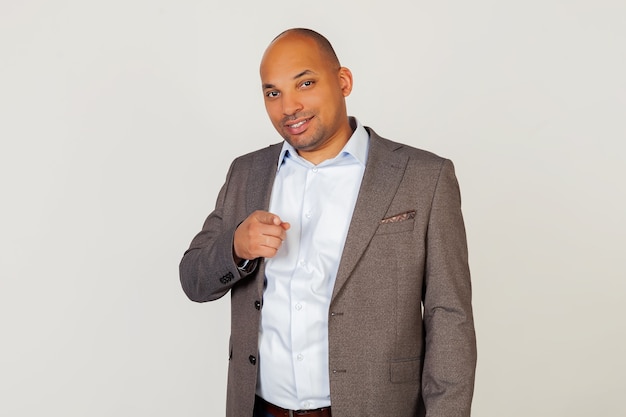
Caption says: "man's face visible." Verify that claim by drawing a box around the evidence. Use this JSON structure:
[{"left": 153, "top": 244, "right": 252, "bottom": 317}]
[{"left": 260, "top": 34, "right": 352, "bottom": 161}]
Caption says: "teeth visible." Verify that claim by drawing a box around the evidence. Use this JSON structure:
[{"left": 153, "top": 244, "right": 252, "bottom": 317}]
[{"left": 289, "top": 120, "right": 307, "bottom": 128}]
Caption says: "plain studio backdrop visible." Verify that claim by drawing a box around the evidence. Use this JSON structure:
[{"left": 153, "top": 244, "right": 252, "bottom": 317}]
[{"left": 1, "top": 1, "right": 624, "bottom": 416}]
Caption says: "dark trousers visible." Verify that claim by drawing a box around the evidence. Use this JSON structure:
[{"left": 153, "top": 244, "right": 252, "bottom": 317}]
[
  {"left": 253, "top": 396, "right": 332, "bottom": 417},
  {"left": 252, "top": 396, "right": 274, "bottom": 417}
]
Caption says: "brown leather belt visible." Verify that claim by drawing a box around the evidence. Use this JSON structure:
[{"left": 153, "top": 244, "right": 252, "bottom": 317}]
[{"left": 255, "top": 396, "right": 332, "bottom": 417}]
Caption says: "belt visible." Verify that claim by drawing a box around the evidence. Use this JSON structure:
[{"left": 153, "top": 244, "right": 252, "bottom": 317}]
[{"left": 255, "top": 396, "right": 332, "bottom": 417}]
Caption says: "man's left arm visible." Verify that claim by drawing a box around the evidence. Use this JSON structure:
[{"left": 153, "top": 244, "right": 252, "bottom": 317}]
[{"left": 421, "top": 159, "right": 477, "bottom": 417}]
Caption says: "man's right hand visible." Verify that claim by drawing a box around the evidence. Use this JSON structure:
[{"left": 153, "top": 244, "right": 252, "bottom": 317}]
[{"left": 233, "top": 210, "right": 290, "bottom": 262}]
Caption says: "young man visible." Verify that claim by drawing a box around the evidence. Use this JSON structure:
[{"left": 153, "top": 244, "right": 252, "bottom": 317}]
[{"left": 180, "top": 28, "right": 476, "bottom": 417}]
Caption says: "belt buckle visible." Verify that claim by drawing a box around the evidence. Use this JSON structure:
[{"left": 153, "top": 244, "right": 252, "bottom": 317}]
[{"left": 288, "top": 411, "right": 294, "bottom": 417}]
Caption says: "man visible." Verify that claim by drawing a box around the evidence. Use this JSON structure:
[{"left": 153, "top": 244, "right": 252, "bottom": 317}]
[{"left": 180, "top": 28, "right": 476, "bottom": 417}]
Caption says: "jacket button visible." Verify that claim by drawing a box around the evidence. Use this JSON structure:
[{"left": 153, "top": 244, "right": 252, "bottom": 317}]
[
  {"left": 254, "top": 300, "right": 261, "bottom": 310},
  {"left": 249, "top": 355, "right": 257, "bottom": 365}
]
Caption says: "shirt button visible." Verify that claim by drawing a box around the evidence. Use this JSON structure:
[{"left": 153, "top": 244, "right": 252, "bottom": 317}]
[
  {"left": 312, "top": 167, "right": 318, "bottom": 173},
  {"left": 305, "top": 211, "right": 312, "bottom": 219},
  {"left": 297, "top": 354, "right": 304, "bottom": 361},
  {"left": 303, "top": 401, "right": 311, "bottom": 409},
  {"left": 299, "top": 260, "right": 306, "bottom": 268},
  {"left": 295, "top": 303, "right": 302, "bottom": 311}
]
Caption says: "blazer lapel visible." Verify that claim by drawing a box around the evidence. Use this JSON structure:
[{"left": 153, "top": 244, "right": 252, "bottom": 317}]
[
  {"left": 332, "top": 130, "right": 409, "bottom": 303},
  {"left": 246, "top": 143, "right": 282, "bottom": 213},
  {"left": 245, "top": 143, "right": 282, "bottom": 297}
]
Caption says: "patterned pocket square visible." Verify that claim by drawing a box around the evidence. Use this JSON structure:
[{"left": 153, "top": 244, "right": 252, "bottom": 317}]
[{"left": 380, "top": 210, "right": 416, "bottom": 224}]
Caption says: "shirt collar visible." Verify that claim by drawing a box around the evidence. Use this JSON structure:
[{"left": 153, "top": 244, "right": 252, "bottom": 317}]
[{"left": 276, "top": 117, "right": 369, "bottom": 171}]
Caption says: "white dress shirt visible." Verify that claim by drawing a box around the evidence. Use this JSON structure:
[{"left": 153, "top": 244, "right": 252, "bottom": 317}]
[{"left": 256, "top": 118, "right": 369, "bottom": 410}]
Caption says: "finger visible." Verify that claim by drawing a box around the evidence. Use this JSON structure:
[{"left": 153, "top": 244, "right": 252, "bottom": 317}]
[
  {"left": 257, "top": 224, "right": 287, "bottom": 242},
  {"left": 255, "top": 211, "right": 282, "bottom": 225},
  {"left": 261, "top": 235, "right": 285, "bottom": 250}
]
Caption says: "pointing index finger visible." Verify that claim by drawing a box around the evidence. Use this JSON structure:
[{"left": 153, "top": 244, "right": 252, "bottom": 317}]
[{"left": 256, "top": 211, "right": 282, "bottom": 226}]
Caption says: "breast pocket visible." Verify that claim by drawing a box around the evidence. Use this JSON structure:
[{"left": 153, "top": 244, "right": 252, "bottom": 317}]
[{"left": 376, "top": 210, "right": 416, "bottom": 235}]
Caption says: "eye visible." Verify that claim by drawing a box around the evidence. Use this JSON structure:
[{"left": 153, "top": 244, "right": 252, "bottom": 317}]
[
  {"left": 300, "top": 80, "right": 314, "bottom": 88},
  {"left": 265, "top": 91, "right": 280, "bottom": 98}
]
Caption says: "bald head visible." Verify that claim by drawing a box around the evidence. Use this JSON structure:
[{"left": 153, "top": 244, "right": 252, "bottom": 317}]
[{"left": 268, "top": 28, "right": 341, "bottom": 70}]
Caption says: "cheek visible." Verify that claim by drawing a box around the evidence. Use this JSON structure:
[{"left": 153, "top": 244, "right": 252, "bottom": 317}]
[{"left": 308, "top": 91, "right": 334, "bottom": 113}]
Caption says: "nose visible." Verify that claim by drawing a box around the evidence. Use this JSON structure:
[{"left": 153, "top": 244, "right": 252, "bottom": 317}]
[{"left": 281, "top": 92, "right": 303, "bottom": 116}]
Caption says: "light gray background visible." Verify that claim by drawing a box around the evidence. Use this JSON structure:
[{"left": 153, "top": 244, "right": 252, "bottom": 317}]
[{"left": 1, "top": 1, "right": 624, "bottom": 416}]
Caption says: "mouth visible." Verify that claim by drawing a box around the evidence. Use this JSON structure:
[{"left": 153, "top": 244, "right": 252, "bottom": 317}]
[
  {"left": 284, "top": 116, "right": 313, "bottom": 134},
  {"left": 288, "top": 119, "right": 308, "bottom": 128}
]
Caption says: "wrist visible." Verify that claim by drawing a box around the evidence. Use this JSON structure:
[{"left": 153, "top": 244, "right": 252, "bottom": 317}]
[{"left": 237, "top": 258, "right": 257, "bottom": 273}]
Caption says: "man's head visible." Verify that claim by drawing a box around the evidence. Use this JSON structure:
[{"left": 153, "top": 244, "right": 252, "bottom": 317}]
[{"left": 260, "top": 28, "right": 353, "bottom": 164}]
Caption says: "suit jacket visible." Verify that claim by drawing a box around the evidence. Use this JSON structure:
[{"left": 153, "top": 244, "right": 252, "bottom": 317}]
[{"left": 180, "top": 127, "right": 477, "bottom": 417}]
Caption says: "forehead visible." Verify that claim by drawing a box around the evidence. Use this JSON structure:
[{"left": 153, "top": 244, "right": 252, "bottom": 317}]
[{"left": 260, "top": 35, "right": 329, "bottom": 82}]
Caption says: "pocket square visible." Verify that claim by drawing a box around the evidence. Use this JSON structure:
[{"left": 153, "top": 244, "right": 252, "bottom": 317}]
[{"left": 380, "top": 210, "right": 416, "bottom": 224}]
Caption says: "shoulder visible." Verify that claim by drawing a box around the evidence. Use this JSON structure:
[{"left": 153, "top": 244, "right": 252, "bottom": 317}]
[
  {"left": 365, "top": 126, "right": 450, "bottom": 169},
  {"left": 230, "top": 142, "right": 283, "bottom": 169}
]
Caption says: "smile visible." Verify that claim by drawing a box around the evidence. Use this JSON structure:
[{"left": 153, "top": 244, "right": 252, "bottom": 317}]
[
  {"left": 289, "top": 120, "right": 307, "bottom": 128},
  {"left": 286, "top": 117, "right": 312, "bottom": 129}
]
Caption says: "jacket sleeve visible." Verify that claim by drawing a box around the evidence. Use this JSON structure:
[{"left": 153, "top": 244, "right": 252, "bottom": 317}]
[
  {"left": 179, "top": 159, "right": 256, "bottom": 302},
  {"left": 421, "top": 159, "right": 477, "bottom": 417}
]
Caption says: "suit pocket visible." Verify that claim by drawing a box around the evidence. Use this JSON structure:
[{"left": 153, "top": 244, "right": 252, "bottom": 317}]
[
  {"left": 375, "top": 217, "right": 416, "bottom": 235},
  {"left": 389, "top": 357, "right": 421, "bottom": 383}
]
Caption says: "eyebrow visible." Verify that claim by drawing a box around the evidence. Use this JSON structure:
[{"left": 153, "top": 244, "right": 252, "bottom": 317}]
[
  {"left": 262, "top": 69, "right": 317, "bottom": 90},
  {"left": 294, "top": 69, "right": 315, "bottom": 79}
]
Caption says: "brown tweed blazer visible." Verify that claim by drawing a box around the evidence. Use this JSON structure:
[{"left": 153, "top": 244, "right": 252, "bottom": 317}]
[{"left": 180, "top": 127, "right": 477, "bottom": 417}]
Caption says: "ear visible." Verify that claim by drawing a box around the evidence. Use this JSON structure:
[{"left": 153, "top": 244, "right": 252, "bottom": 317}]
[{"left": 337, "top": 67, "right": 353, "bottom": 97}]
